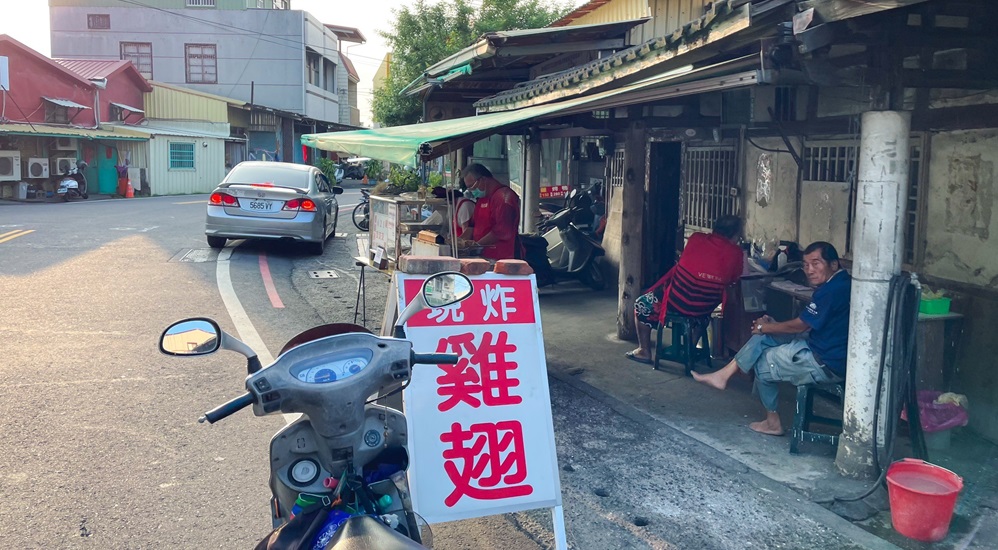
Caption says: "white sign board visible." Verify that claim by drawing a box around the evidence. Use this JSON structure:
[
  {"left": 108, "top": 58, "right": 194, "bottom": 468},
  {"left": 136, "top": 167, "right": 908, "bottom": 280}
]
[{"left": 398, "top": 273, "right": 563, "bottom": 526}]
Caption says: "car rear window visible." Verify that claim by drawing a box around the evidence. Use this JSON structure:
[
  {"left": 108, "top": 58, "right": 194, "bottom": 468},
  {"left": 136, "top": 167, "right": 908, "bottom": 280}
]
[{"left": 224, "top": 165, "right": 310, "bottom": 192}]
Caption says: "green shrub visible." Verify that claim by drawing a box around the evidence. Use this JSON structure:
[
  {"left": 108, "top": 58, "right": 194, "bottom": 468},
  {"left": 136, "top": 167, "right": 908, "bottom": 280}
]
[
  {"left": 427, "top": 172, "right": 444, "bottom": 188},
  {"left": 316, "top": 158, "right": 338, "bottom": 182},
  {"left": 365, "top": 160, "right": 385, "bottom": 181},
  {"left": 388, "top": 164, "right": 420, "bottom": 192}
]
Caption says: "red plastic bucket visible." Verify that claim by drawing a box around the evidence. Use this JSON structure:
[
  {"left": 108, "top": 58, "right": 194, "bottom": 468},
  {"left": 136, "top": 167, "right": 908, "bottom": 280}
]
[{"left": 886, "top": 459, "right": 963, "bottom": 542}]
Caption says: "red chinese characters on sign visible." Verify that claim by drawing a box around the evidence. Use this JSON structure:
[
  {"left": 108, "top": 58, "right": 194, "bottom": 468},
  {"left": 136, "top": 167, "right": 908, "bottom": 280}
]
[
  {"left": 435, "top": 332, "right": 522, "bottom": 412},
  {"left": 440, "top": 420, "right": 533, "bottom": 506},
  {"left": 403, "top": 279, "right": 536, "bottom": 327},
  {"left": 434, "top": 330, "right": 533, "bottom": 507}
]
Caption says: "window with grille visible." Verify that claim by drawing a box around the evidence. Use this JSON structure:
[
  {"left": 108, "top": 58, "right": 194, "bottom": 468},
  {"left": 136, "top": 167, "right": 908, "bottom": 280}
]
[
  {"left": 185, "top": 44, "right": 217, "bottom": 84},
  {"left": 802, "top": 139, "right": 924, "bottom": 264},
  {"left": 682, "top": 146, "right": 739, "bottom": 231},
  {"left": 87, "top": 14, "right": 110, "bottom": 29},
  {"left": 120, "top": 42, "right": 152, "bottom": 79},
  {"left": 186, "top": 0, "right": 216, "bottom": 7},
  {"left": 45, "top": 105, "right": 68, "bottom": 124},
  {"left": 608, "top": 148, "right": 625, "bottom": 201},
  {"left": 169, "top": 142, "right": 196, "bottom": 170},
  {"left": 773, "top": 86, "right": 797, "bottom": 122}
]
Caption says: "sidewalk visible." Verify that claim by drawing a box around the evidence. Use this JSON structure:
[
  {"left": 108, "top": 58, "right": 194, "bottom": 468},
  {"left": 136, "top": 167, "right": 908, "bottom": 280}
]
[{"left": 537, "top": 284, "right": 998, "bottom": 549}]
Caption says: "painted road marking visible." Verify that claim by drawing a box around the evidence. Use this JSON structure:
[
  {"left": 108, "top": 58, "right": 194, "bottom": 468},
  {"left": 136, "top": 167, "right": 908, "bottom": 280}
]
[
  {"left": 174, "top": 200, "right": 206, "bottom": 205},
  {"left": 215, "top": 247, "right": 297, "bottom": 424},
  {"left": 258, "top": 253, "right": 285, "bottom": 308},
  {"left": 110, "top": 226, "right": 160, "bottom": 232},
  {"left": 0, "top": 229, "right": 35, "bottom": 244}
]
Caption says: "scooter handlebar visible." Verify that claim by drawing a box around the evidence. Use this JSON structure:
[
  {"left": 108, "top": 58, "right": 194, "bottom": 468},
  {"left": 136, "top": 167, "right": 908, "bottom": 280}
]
[
  {"left": 412, "top": 352, "right": 459, "bottom": 365},
  {"left": 199, "top": 392, "right": 255, "bottom": 424}
]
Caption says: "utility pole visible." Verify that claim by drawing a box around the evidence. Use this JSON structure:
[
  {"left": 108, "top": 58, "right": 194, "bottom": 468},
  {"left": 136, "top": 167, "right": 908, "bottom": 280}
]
[{"left": 835, "top": 110, "right": 911, "bottom": 478}]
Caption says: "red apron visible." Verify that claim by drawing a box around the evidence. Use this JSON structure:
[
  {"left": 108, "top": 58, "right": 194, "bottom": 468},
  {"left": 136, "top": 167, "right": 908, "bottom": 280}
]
[{"left": 472, "top": 196, "right": 515, "bottom": 260}]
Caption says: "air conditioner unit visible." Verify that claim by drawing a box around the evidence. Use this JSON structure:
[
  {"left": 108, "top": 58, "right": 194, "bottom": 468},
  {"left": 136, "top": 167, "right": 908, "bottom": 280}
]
[
  {"left": 0, "top": 151, "right": 21, "bottom": 181},
  {"left": 53, "top": 156, "right": 78, "bottom": 175},
  {"left": 53, "top": 137, "right": 77, "bottom": 151},
  {"left": 27, "top": 158, "right": 50, "bottom": 179}
]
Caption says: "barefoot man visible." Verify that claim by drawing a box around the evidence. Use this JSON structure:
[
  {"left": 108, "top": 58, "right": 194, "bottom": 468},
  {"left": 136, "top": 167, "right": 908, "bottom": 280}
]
[{"left": 692, "top": 242, "right": 851, "bottom": 436}]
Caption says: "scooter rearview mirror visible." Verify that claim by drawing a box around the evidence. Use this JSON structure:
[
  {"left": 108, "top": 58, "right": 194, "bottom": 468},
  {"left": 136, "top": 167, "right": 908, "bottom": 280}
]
[
  {"left": 160, "top": 318, "right": 221, "bottom": 356},
  {"left": 422, "top": 272, "right": 473, "bottom": 308},
  {"left": 394, "top": 272, "right": 473, "bottom": 338}
]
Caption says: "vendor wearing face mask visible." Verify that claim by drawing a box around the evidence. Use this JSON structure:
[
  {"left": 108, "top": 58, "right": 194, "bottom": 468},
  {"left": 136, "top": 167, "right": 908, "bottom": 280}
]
[{"left": 461, "top": 163, "right": 521, "bottom": 260}]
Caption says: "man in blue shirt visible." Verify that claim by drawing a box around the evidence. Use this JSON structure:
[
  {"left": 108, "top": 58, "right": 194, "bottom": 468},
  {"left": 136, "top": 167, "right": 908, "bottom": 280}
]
[{"left": 692, "top": 242, "right": 851, "bottom": 436}]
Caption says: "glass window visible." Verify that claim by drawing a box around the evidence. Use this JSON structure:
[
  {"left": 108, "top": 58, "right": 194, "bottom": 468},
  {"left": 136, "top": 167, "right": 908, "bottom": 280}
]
[
  {"left": 185, "top": 44, "right": 217, "bottom": 84},
  {"left": 87, "top": 14, "right": 110, "bottom": 30},
  {"left": 120, "top": 42, "right": 152, "bottom": 79},
  {"left": 169, "top": 142, "right": 196, "bottom": 170},
  {"left": 45, "top": 105, "right": 68, "bottom": 124}
]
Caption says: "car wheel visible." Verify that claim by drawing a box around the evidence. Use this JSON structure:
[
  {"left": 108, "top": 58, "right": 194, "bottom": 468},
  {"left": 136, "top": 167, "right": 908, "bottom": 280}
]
[
  {"left": 207, "top": 236, "right": 226, "bottom": 249},
  {"left": 310, "top": 238, "right": 325, "bottom": 256}
]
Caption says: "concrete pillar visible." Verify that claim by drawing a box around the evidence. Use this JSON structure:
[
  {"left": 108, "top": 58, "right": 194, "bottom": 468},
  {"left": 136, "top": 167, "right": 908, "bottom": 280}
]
[
  {"left": 523, "top": 133, "right": 542, "bottom": 234},
  {"left": 835, "top": 111, "right": 910, "bottom": 478},
  {"left": 617, "top": 121, "right": 646, "bottom": 341}
]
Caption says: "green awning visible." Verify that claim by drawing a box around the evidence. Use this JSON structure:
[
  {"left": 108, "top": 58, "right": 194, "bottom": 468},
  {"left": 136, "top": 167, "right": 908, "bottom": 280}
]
[{"left": 301, "top": 57, "right": 761, "bottom": 167}]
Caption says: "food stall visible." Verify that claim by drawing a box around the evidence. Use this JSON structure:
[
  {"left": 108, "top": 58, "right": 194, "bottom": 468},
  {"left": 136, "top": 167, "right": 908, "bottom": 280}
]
[{"left": 368, "top": 191, "right": 481, "bottom": 268}]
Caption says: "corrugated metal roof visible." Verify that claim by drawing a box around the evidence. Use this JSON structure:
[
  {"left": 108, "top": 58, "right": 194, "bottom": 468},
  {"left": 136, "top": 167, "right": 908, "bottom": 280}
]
[
  {"left": 0, "top": 123, "right": 148, "bottom": 141},
  {"left": 548, "top": 0, "right": 616, "bottom": 28},
  {"left": 110, "top": 102, "right": 144, "bottom": 114},
  {"left": 42, "top": 97, "right": 91, "bottom": 109},
  {"left": 54, "top": 59, "right": 130, "bottom": 80},
  {"left": 116, "top": 124, "right": 230, "bottom": 139},
  {"left": 339, "top": 53, "right": 359, "bottom": 81},
  {"left": 53, "top": 58, "right": 153, "bottom": 92},
  {"left": 475, "top": 0, "right": 757, "bottom": 112}
]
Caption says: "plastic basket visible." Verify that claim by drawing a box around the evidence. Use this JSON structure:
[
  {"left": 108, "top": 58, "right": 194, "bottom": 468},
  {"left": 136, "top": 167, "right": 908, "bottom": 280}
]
[{"left": 919, "top": 297, "right": 951, "bottom": 315}]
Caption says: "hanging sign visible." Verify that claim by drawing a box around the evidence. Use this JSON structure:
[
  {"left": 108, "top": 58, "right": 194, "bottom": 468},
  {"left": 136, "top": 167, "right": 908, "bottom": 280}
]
[{"left": 397, "top": 272, "right": 564, "bottom": 529}]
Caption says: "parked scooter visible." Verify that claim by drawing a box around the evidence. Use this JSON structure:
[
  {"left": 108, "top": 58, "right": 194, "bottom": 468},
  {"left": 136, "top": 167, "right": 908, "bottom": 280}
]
[
  {"left": 56, "top": 162, "right": 89, "bottom": 201},
  {"left": 521, "top": 188, "right": 606, "bottom": 290},
  {"left": 158, "top": 272, "right": 474, "bottom": 549}
]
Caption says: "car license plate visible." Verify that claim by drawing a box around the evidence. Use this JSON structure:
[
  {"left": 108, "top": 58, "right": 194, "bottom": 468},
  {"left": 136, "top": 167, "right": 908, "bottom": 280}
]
[{"left": 247, "top": 200, "right": 274, "bottom": 211}]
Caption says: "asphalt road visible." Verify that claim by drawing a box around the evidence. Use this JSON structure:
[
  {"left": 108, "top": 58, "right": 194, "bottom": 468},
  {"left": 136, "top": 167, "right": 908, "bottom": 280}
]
[{"left": 0, "top": 185, "right": 890, "bottom": 549}]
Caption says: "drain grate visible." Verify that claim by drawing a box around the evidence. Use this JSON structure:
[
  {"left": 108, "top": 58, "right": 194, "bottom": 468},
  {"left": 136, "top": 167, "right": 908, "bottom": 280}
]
[
  {"left": 309, "top": 270, "right": 339, "bottom": 279},
  {"left": 169, "top": 248, "right": 217, "bottom": 263}
]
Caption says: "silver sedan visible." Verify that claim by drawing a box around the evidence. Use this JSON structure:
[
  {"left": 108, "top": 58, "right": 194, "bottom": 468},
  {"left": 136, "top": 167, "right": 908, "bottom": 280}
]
[{"left": 205, "top": 161, "right": 343, "bottom": 255}]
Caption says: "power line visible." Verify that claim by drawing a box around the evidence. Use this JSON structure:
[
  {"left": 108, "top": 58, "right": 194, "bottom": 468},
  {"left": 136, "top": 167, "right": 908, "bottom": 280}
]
[{"left": 113, "top": 0, "right": 391, "bottom": 64}]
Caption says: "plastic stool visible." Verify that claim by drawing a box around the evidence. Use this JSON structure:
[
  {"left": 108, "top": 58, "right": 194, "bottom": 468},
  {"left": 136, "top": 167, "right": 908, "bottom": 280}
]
[
  {"left": 654, "top": 314, "right": 711, "bottom": 377},
  {"left": 790, "top": 382, "right": 845, "bottom": 454}
]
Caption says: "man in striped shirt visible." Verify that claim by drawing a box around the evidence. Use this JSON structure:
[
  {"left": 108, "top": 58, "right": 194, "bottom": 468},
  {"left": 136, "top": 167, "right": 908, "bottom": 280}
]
[{"left": 625, "top": 215, "right": 745, "bottom": 365}]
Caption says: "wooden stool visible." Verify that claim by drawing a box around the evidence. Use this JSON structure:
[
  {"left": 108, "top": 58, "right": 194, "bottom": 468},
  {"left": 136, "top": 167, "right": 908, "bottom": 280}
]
[
  {"left": 790, "top": 382, "right": 845, "bottom": 454},
  {"left": 654, "top": 314, "right": 711, "bottom": 377}
]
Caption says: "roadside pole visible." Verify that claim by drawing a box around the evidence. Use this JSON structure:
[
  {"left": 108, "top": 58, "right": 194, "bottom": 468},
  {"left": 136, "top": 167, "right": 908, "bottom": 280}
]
[
  {"left": 523, "top": 131, "right": 542, "bottom": 234},
  {"left": 835, "top": 110, "right": 911, "bottom": 478}
]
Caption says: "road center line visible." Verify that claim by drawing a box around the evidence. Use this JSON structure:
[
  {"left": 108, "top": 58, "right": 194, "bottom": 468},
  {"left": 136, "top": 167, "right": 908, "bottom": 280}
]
[
  {"left": 258, "top": 253, "right": 285, "bottom": 308},
  {"left": 216, "top": 247, "right": 298, "bottom": 424},
  {"left": 0, "top": 229, "right": 34, "bottom": 244}
]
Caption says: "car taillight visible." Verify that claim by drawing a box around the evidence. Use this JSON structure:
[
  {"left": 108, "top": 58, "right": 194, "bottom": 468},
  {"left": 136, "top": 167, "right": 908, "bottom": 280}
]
[
  {"left": 283, "top": 198, "right": 316, "bottom": 212},
  {"left": 210, "top": 192, "right": 239, "bottom": 206}
]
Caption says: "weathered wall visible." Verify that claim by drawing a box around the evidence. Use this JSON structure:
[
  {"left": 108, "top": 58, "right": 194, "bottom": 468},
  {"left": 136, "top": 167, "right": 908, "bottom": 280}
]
[
  {"left": 740, "top": 137, "right": 801, "bottom": 249},
  {"left": 922, "top": 129, "right": 998, "bottom": 443},
  {"left": 923, "top": 129, "right": 998, "bottom": 286}
]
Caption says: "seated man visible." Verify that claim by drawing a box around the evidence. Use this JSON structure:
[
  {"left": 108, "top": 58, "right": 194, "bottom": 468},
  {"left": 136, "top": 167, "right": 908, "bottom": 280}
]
[
  {"left": 692, "top": 241, "right": 851, "bottom": 436},
  {"left": 625, "top": 215, "right": 745, "bottom": 364}
]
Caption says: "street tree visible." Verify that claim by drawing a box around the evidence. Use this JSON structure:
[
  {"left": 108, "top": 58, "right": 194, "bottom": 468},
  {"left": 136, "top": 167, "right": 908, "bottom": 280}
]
[{"left": 373, "top": 0, "right": 571, "bottom": 127}]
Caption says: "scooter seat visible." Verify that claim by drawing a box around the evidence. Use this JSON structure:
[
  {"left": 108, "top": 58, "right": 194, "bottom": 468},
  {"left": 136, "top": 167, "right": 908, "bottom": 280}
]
[{"left": 326, "top": 516, "right": 425, "bottom": 550}]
